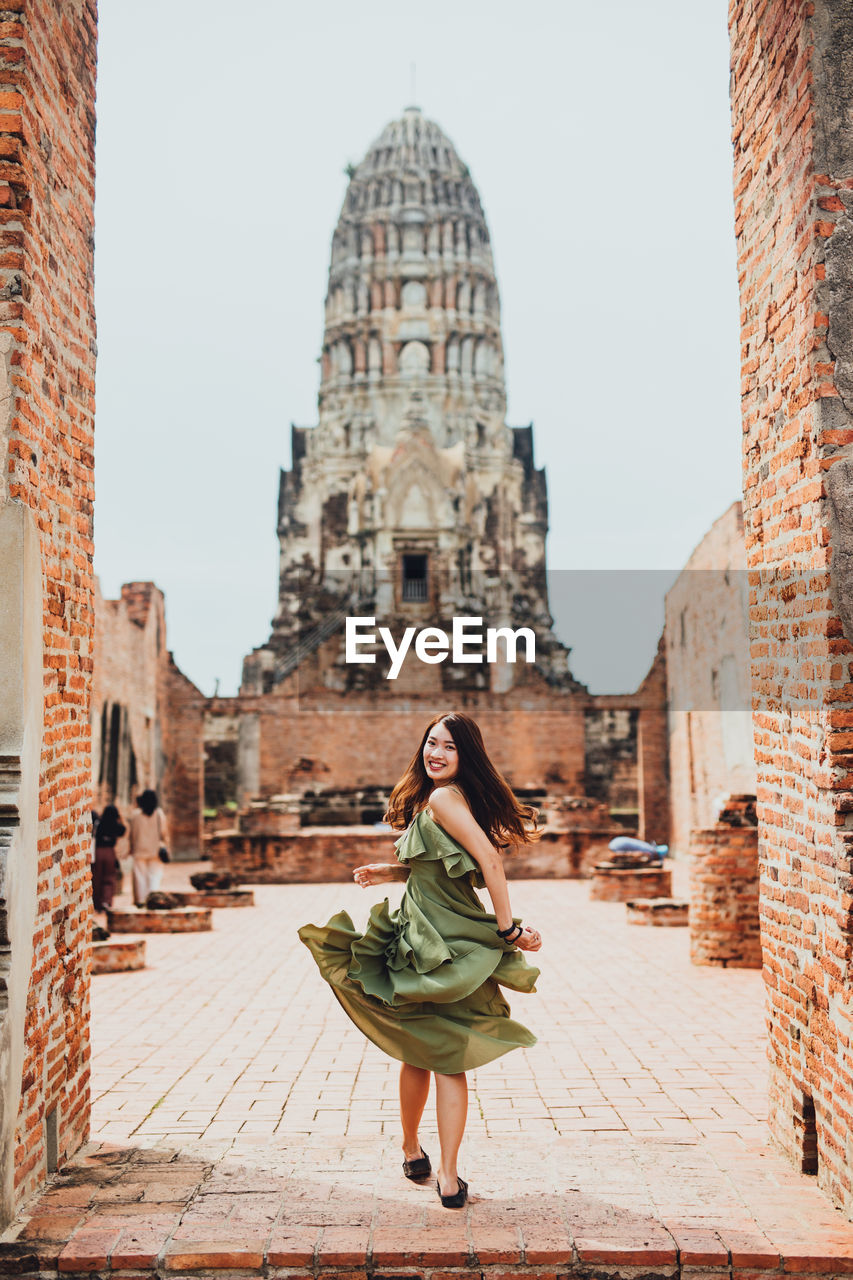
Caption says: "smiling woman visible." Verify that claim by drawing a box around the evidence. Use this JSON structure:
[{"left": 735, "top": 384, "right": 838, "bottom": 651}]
[{"left": 298, "top": 710, "right": 542, "bottom": 1208}]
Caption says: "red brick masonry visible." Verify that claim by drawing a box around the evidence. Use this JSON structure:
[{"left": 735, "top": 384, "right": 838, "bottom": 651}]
[
  {"left": 105, "top": 910, "right": 212, "bottom": 935},
  {"left": 689, "top": 825, "right": 761, "bottom": 968},
  {"left": 90, "top": 941, "right": 146, "bottom": 975},
  {"left": 626, "top": 898, "right": 689, "bottom": 927},
  {"left": 589, "top": 865, "right": 672, "bottom": 904},
  {"left": 207, "top": 827, "right": 628, "bottom": 883},
  {"left": 3, "top": 1140, "right": 853, "bottom": 1279}
]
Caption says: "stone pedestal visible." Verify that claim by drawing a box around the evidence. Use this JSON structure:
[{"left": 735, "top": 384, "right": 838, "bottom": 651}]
[
  {"left": 107, "top": 909, "right": 212, "bottom": 934},
  {"left": 589, "top": 864, "right": 672, "bottom": 903},
  {"left": 92, "top": 940, "right": 146, "bottom": 973},
  {"left": 172, "top": 890, "right": 254, "bottom": 909},
  {"left": 626, "top": 898, "right": 689, "bottom": 927},
  {"left": 689, "top": 823, "right": 760, "bottom": 967}
]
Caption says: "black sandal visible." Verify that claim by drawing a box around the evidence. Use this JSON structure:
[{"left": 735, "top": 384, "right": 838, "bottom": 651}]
[
  {"left": 402, "top": 1148, "right": 431, "bottom": 1181},
  {"left": 437, "top": 1176, "right": 468, "bottom": 1208}
]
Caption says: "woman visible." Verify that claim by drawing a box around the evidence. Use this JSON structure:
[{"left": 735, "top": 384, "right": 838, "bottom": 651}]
[
  {"left": 92, "top": 804, "right": 126, "bottom": 913},
  {"left": 128, "top": 789, "right": 169, "bottom": 907},
  {"left": 299, "top": 712, "right": 542, "bottom": 1208}
]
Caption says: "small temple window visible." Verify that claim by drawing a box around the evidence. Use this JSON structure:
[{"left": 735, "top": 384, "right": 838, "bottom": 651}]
[{"left": 402, "top": 554, "right": 428, "bottom": 602}]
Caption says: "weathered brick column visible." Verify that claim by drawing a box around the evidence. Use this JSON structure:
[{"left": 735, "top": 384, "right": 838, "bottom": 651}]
[
  {"left": 0, "top": 0, "right": 97, "bottom": 1225},
  {"left": 730, "top": 0, "right": 853, "bottom": 1212},
  {"left": 689, "top": 823, "right": 761, "bottom": 967}
]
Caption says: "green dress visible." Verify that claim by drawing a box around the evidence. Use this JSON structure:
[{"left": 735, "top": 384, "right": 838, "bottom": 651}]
[{"left": 298, "top": 809, "right": 539, "bottom": 1074}]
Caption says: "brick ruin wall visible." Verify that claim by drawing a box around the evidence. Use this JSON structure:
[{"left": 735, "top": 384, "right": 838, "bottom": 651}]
[
  {"left": 158, "top": 655, "right": 205, "bottom": 858},
  {"left": 665, "top": 501, "right": 756, "bottom": 856},
  {"left": 730, "top": 0, "right": 853, "bottom": 1209},
  {"left": 207, "top": 824, "right": 625, "bottom": 885},
  {"left": 585, "top": 640, "right": 670, "bottom": 848},
  {"left": 0, "top": 0, "right": 97, "bottom": 1223},
  {"left": 212, "top": 636, "right": 669, "bottom": 843},
  {"left": 214, "top": 692, "right": 590, "bottom": 804},
  {"left": 92, "top": 580, "right": 205, "bottom": 858},
  {"left": 92, "top": 581, "right": 164, "bottom": 813}
]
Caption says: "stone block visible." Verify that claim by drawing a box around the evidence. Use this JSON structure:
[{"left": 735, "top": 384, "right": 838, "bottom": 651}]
[
  {"left": 589, "top": 864, "right": 672, "bottom": 903},
  {"left": 106, "top": 909, "right": 212, "bottom": 934},
  {"left": 172, "top": 890, "right": 254, "bottom": 909},
  {"left": 91, "top": 940, "right": 146, "bottom": 973},
  {"left": 626, "top": 897, "right": 689, "bottom": 926}
]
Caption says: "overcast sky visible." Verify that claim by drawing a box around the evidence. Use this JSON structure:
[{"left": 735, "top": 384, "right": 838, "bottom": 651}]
[{"left": 93, "top": 0, "right": 740, "bottom": 696}]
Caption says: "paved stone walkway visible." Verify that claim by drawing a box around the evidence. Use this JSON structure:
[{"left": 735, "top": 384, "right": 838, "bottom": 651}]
[{"left": 5, "top": 862, "right": 853, "bottom": 1277}]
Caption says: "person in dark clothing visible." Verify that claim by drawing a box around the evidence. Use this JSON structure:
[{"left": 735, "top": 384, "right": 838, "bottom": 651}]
[{"left": 93, "top": 804, "right": 126, "bottom": 912}]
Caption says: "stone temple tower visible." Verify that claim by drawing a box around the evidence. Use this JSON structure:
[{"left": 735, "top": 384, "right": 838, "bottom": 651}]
[{"left": 243, "top": 107, "right": 577, "bottom": 695}]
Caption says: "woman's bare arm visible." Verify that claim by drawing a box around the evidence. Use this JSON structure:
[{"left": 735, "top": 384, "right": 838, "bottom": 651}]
[
  {"left": 353, "top": 862, "right": 409, "bottom": 887},
  {"left": 428, "top": 787, "right": 541, "bottom": 951}
]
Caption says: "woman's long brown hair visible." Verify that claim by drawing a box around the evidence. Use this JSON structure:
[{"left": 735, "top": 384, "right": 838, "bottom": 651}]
[{"left": 384, "top": 711, "right": 540, "bottom": 847}]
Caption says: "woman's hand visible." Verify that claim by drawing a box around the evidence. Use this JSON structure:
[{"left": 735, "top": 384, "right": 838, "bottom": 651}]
[
  {"left": 514, "top": 925, "right": 542, "bottom": 952},
  {"left": 353, "top": 863, "right": 402, "bottom": 887}
]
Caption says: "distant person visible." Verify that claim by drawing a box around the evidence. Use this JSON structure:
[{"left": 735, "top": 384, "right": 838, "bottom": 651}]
[
  {"left": 128, "top": 789, "right": 170, "bottom": 907},
  {"left": 92, "top": 805, "right": 126, "bottom": 913}
]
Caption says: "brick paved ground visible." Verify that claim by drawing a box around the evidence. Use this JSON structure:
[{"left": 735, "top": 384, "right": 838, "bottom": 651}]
[{"left": 5, "top": 861, "right": 853, "bottom": 1277}]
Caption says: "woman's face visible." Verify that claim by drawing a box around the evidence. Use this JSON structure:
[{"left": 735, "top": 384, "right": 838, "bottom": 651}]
[{"left": 423, "top": 720, "right": 459, "bottom": 785}]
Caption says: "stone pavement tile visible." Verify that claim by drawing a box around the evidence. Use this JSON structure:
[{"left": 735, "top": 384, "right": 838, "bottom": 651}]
[
  {"left": 316, "top": 1224, "right": 372, "bottom": 1266},
  {"left": 162, "top": 1239, "right": 266, "bottom": 1270},
  {"left": 371, "top": 1222, "right": 472, "bottom": 1267},
  {"left": 665, "top": 1224, "right": 730, "bottom": 1265},
  {"left": 110, "top": 1214, "right": 181, "bottom": 1268},
  {"left": 16, "top": 1209, "right": 89, "bottom": 1244},
  {"left": 57, "top": 1224, "right": 124, "bottom": 1272},
  {"left": 724, "top": 1229, "right": 781, "bottom": 1268},
  {"left": 518, "top": 1214, "right": 573, "bottom": 1265},
  {"left": 37, "top": 1184, "right": 94, "bottom": 1208},
  {"left": 468, "top": 1216, "right": 523, "bottom": 1266},
  {"left": 769, "top": 1242, "right": 853, "bottom": 1274},
  {"left": 265, "top": 1225, "right": 319, "bottom": 1266},
  {"left": 89, "top": 1198, "right": 188, "bottom": 1216},
  {"left": 573, "top": 1235, "right": 678, "bottom": 1267}
]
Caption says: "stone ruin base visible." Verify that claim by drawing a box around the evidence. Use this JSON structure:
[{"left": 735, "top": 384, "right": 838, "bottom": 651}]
[
  {"left": 626, "top": 897, "right": 689, "bottom": 927},
  {"left": 689, "top": 797, "right": 760, "bottom": 968},
  {"left": 206, "top": 823, "right": 629, "bottom": 883},
  {"left": 106, "top": 908, "right": 212, "bottom": 934},
  {"left": 91, "top": 939, "right": 146, "bottom": 973},
  {"left": 589, "top": 862, "right": 672, "bottom": 903},
  {"left": 172, "top": 889, "right": 255, "bottom": 909}
]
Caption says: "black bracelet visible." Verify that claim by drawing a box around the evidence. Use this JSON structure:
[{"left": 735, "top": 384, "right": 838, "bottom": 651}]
[{"left": 496, "top": 922, "right": 523, "bottom": 943}]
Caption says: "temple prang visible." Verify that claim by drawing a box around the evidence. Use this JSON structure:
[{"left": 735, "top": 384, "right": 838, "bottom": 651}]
[{"left": 242, "top": 107, "right": 576, "bottom": 697}]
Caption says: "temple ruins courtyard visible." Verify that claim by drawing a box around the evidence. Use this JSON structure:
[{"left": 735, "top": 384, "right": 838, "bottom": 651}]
[{"left": 4, "top": 864, "right": 853, "bottom": 1277}]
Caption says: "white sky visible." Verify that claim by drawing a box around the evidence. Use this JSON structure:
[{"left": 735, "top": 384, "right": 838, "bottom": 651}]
[{"left": 93, "top": 0, "right": 740, "bottom": 696}]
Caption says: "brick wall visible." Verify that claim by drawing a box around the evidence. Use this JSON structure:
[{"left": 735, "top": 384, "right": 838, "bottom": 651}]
[
  {"left": 159, "top": 656, "right": 205, "bottom": 858},
  {"left": 0, "top": 0, "right": 97, "bottom": 1221},
  {"left": 212, "top": 692, "right": 589, "bottom": 804},
  {"left": 666, "top": 503, "right": 755, "bottom": 856},
  {"left": 91, "top": 581, "right": 163, "bottom": 812},
  {"left": 729, "top": 0, "right": 853, "bottom": 1211},
  {"left": 92, "top": 580, "right": 205, "bottom": 858}
]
